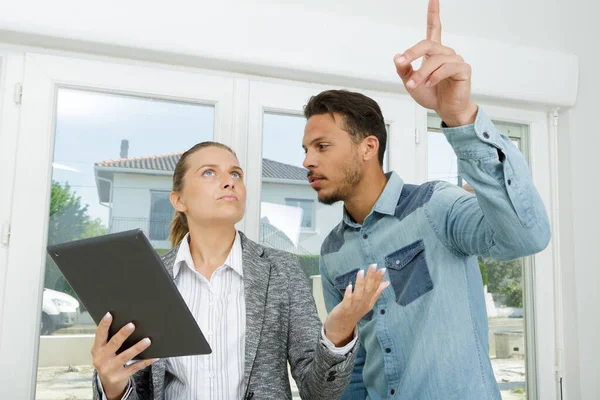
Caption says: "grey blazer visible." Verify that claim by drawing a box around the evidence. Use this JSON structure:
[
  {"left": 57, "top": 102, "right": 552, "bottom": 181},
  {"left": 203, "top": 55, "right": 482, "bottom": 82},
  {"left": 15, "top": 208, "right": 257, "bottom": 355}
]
[{"left": 93, "top": 232, "right": 358, "bottom": 400}]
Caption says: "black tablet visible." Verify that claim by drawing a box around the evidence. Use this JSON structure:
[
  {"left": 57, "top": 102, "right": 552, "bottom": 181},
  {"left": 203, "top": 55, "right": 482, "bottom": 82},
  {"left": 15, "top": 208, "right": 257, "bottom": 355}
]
[{"left": 47, "top": 229, "right": 211, "bottom": 359}]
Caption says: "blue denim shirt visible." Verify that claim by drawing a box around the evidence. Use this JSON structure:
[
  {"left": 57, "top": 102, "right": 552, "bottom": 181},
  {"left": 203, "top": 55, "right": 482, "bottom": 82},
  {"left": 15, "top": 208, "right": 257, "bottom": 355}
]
[{"left": 319, "top": 108, "right": 551, "bottom": 400}]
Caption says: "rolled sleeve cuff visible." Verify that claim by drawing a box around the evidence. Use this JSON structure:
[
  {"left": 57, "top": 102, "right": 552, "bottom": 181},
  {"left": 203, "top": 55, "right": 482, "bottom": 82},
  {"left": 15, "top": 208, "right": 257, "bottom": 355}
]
[
  {"left": 320, "top": 326, "right": 358, "bottom": 355},
  {"left": 441, "top": 107, "right": 504, "bottom": 159}
]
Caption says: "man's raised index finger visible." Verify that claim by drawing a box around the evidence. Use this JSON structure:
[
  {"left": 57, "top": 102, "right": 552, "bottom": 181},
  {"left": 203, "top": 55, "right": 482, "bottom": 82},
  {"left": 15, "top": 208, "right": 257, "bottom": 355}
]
[{"left": 426, "top": 0, "right": 442, "bottom": 44}]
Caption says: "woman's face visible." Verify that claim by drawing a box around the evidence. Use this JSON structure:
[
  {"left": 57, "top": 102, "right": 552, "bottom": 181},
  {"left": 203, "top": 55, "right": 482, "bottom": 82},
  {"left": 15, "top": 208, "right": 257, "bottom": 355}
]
[{"left": 171, "top": 147, "right": 246, "bottom": 226}]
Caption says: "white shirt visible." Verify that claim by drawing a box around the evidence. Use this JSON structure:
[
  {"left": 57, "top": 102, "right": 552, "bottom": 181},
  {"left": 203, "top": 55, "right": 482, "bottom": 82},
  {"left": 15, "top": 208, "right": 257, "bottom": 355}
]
[
  {"left": 98, "top": 232, "right": 356, "bottom": 400},
  {"left": 165, "top": 231, "right": 246, "bottom": 399}
]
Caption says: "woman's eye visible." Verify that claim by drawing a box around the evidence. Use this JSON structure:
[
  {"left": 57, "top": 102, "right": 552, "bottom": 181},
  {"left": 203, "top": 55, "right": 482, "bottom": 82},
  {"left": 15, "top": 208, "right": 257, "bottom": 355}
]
[
  {"left": 203, "top": 170, "right": 215, "bottom": 177},
  {"left": 231, "top": 172, "right": 241, "bottom": 179}
]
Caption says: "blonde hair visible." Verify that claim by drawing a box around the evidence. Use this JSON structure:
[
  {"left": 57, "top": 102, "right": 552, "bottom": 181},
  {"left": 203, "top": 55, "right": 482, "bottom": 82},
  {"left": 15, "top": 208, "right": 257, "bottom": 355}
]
[{"left": 168, "top": 141, "right": 237, "bottom": 247}]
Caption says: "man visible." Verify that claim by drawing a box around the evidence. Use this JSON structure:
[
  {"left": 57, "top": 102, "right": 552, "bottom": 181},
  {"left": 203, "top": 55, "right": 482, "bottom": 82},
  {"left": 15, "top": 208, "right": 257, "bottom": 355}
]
[{"left": 301, "top": 1, "right": 551, "bottom": 399}]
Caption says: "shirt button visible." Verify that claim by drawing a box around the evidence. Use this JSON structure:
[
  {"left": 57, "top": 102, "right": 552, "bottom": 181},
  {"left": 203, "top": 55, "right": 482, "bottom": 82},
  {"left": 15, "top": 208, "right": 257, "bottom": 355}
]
[
  {"left": 507, "top": 179, "right": 512, "bottom": 185},
  {"left": 391, "top": 389, "right": 396, "bottom": 395},
  {"left": 395, "top": 260, "right": 400, "bottom": 265},
  {"left": 363, "top": 233, "right": 368, "bottom": 239},
  {"left": 483, "top": 132, "right": 490, "bottom": 139},
  {"left": 386, "top": 348, "right": 392, "bottom": 353},
  {"left": 380, "top": 309, "right": 386, "bottom": 315}
]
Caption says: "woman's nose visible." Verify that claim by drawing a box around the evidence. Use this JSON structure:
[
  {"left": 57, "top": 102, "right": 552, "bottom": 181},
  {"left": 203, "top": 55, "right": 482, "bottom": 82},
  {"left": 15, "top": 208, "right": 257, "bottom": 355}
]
[{"left": 223, "top": 177, "right": 235, "bottom": 189}]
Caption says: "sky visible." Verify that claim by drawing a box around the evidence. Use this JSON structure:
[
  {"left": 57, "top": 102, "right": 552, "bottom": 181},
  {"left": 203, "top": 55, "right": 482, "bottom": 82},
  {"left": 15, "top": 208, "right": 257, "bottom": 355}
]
[{"left": 51, "top": 88, "right": 462, "bottom": 227}]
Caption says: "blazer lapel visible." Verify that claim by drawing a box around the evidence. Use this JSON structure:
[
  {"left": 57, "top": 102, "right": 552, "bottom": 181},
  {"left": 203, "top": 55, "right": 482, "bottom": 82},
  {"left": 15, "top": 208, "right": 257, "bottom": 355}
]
[{"left": 239, "top": 232, "right": 271, "bottom": 394}]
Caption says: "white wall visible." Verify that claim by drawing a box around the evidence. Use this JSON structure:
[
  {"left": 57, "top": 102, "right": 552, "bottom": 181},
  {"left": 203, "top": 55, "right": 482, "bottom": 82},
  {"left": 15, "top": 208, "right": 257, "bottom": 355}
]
[
  {"left": 554, "top": 2, "right": 600, "bottom": 399},
  {"left": 111, "top": 172, "right": 172, "bottom": 248},
  {"left": 0, "top": 1, "right": 577, "bottom": 107},
  {"left": 111, "top": 173, "right": 171, "bottom": 219}
]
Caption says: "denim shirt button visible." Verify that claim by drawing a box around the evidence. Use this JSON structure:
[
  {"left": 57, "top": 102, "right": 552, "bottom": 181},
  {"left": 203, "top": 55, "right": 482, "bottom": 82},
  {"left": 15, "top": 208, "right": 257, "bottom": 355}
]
[
  {"left": 363, "top": 233, "right": 368, "bottom": 239},
  {"left": 380, "top": 309, "right": 386, "bottom": 315},
  {"left": 483, "top": 131, "right": 490, "bottom": 139},
  {"left": 507, "top": 179, "right": 512, "bottom": 185},
  {"left": 391, "top": 389, "right": 396, "bottom": 396},
  {"left": 395, "top": 260, "right": 400, "bottom": 265}
]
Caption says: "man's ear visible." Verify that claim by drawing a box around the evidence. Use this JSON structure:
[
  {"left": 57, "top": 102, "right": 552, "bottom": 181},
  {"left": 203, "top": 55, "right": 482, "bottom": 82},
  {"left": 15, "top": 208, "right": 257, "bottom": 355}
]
[
  {"left": 361, "top": 136, "right": 381, "bottom": 162},
  {"left": 170, "top": 191, "right": 187, "bottom": 213}
]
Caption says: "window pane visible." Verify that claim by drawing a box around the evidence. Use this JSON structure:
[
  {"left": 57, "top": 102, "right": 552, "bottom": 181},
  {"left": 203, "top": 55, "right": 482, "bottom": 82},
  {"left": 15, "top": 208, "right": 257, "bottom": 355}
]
[
  {"left": 427, "top": 119, "right": 529, "bottom": 399},
  {"left": 36, "top": 88, "right": 214, "bottom": 399},
  {"left": 285, "top": 198, "right": 314, "bottom": 229},
  {"left": 260, "top": 113, "right": 332, "bottom": 261},
  {"left": 150, "top": 192, "right": 172, "bottom": 240},
  {"left": 428, "top": 130, "right": 459, "bottom": 185}
]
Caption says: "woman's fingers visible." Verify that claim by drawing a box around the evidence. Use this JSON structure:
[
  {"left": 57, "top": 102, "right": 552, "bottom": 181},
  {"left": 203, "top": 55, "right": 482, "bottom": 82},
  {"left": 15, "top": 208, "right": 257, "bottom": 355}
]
[
  {"left": 117, "top": 337, "right": 153, "bottom": 365},
  {"left": 353, "top": 268, "right": 366, "bottom": 302},
  {"left": 369, "top": 281, "right": 390, "bottom": 309},
  {"left": 347, "top": 265, "right": 388, "bottom": 313},
  {"left": 340, "top": 282, "right": 354, "bottom": 310},
  {"left": 106, "top": 322, "right": 136, "bottom": 355},
  {"left": 92, "top": 312, "right": 112, "bottom": 352},
  {"left": 121, "top": 357, "right": 160, "bottom": 379},
  {"left": 364, "top": 264, "right": 378, "bottom": 294}
]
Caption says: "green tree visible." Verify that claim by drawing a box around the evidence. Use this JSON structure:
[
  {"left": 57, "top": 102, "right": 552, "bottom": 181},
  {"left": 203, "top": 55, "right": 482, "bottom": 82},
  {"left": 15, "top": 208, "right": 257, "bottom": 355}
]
[
  {"left": 45, "top": 181, "right": 108, "bottom": 303},
  {"left": 480, "top": 256, "right": 523, "bottom": 307}
]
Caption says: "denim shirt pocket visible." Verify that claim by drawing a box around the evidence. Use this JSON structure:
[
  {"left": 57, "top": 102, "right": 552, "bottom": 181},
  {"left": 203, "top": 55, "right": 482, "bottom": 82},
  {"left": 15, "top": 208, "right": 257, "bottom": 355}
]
[
  {"left": 385, "top": 239, "right": 434, "bottom": 306},
  {"left": 333, "top": 268, "right": 373, "bottom": 321}
]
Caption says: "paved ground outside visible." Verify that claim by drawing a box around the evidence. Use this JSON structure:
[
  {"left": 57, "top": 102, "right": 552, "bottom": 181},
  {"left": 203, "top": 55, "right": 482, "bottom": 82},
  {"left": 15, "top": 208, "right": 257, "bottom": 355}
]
[{"left": 36, "top": 317, "right": 526, "bottom": 399}]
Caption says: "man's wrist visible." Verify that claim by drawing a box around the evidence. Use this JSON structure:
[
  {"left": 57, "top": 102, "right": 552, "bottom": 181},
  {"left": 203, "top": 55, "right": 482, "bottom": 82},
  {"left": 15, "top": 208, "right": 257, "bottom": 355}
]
[{"left": 440, "top": 102, "right": 478, "bottom": 127}]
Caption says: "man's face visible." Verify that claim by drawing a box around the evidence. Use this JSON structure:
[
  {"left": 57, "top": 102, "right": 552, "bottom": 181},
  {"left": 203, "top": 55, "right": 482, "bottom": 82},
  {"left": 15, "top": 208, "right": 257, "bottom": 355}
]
[{"left": 302, "top": 113, "right": 364, "bottom": 205}]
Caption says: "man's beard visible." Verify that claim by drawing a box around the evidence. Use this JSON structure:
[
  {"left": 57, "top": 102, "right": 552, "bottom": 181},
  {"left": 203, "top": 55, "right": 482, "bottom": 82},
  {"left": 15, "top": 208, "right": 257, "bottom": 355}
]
[{"left": 318, "top": 153, "right": 363, "bottom": 205}]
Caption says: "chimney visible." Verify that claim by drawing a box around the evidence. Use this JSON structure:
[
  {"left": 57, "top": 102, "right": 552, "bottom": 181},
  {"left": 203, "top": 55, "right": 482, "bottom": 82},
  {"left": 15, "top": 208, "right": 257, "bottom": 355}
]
[{"left": 120, "top": 139, "right": 129, "bottom": 159}]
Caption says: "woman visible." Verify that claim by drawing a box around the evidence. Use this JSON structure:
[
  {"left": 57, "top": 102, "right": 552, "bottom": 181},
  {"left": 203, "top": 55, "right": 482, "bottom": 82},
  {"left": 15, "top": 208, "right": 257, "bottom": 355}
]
[{"left": 91, "top": 142, "right": 388, "bottom": 400}]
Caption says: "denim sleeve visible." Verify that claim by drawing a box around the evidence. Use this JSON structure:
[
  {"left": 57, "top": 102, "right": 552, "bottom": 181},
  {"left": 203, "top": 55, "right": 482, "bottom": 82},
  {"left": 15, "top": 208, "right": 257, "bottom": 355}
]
[
  {"left": 425, "top": 108, "right": 551, "bottom": 261},
  {"left": 320, "top": 257, "right": 368, "bottom": 399}
]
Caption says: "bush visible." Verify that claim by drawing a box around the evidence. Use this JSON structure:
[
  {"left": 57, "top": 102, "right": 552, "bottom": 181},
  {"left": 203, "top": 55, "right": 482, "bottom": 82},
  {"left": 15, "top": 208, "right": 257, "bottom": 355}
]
[
  {"left": 298, "top": 255, "right": 320, "bottom": 279},
  {"left": 478, "top": 261, "right": 489, "bottom": 287},
  {"left": 501, "top": 282, "right": 524, "bottom": 308}
]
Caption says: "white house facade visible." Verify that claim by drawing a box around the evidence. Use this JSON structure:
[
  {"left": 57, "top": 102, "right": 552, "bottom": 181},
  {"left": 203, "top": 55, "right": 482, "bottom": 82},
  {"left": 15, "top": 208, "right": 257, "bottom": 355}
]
[{"left": 94, "top": 143, "right": 342, "bottom": 254}]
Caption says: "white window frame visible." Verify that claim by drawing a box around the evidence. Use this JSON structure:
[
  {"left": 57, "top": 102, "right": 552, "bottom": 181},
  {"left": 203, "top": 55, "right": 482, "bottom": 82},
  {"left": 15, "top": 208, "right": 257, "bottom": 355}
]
[
  {"left": 0, "top": 52, "right": 235, "bottom": 397},
  {"left": 0, "top": 53, "right": 25, "bottom": 356},
  {"left": 244, "top": 77, "right": 418, "bottom": 242},
  {"left": 417, "top": 104, "right": 560, "bottom": 400},
  {"left": 0, "top": 49, "right": 563, "bottom": 400}
]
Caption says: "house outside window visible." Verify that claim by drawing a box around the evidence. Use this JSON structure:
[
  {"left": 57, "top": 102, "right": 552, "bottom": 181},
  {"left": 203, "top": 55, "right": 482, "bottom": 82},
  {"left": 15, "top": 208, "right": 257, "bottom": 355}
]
[
  {"left": 285, "top": 198, "right": 315, "bottom": 230},
  {"left": 150, "top": 191, "right": 172, "bottom": 240}
]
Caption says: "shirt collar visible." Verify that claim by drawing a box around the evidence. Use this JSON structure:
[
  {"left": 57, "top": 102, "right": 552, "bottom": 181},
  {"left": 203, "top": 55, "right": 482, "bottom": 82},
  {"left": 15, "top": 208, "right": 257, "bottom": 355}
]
[
  {"left": 342, "top": 171, "right": 404, "bottom": 226},
  {"left": 173, "top": 231, "right": 243, "bottom": 278}
]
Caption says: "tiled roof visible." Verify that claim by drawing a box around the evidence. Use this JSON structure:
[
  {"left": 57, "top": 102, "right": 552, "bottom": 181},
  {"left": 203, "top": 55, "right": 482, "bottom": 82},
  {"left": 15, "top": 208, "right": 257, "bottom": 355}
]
[{"left": 96, "top": 153, "right": 308, "bottom": 181}]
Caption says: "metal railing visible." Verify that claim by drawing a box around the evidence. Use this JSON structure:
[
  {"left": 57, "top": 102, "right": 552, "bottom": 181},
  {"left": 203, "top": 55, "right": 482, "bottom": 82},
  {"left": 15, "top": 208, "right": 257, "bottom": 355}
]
[
  {"left": 111, "top": 217, "right": 170, "bottom": 241},
  {"left": 259, "top": 222, "right": 311, "bottom": 255}
]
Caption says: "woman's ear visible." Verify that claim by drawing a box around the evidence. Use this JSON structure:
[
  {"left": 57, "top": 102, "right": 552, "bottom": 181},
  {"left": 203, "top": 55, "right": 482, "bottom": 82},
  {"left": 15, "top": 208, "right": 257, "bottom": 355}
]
[{"left": 170, "top": 191, "right": 187, "bottom": 213}]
